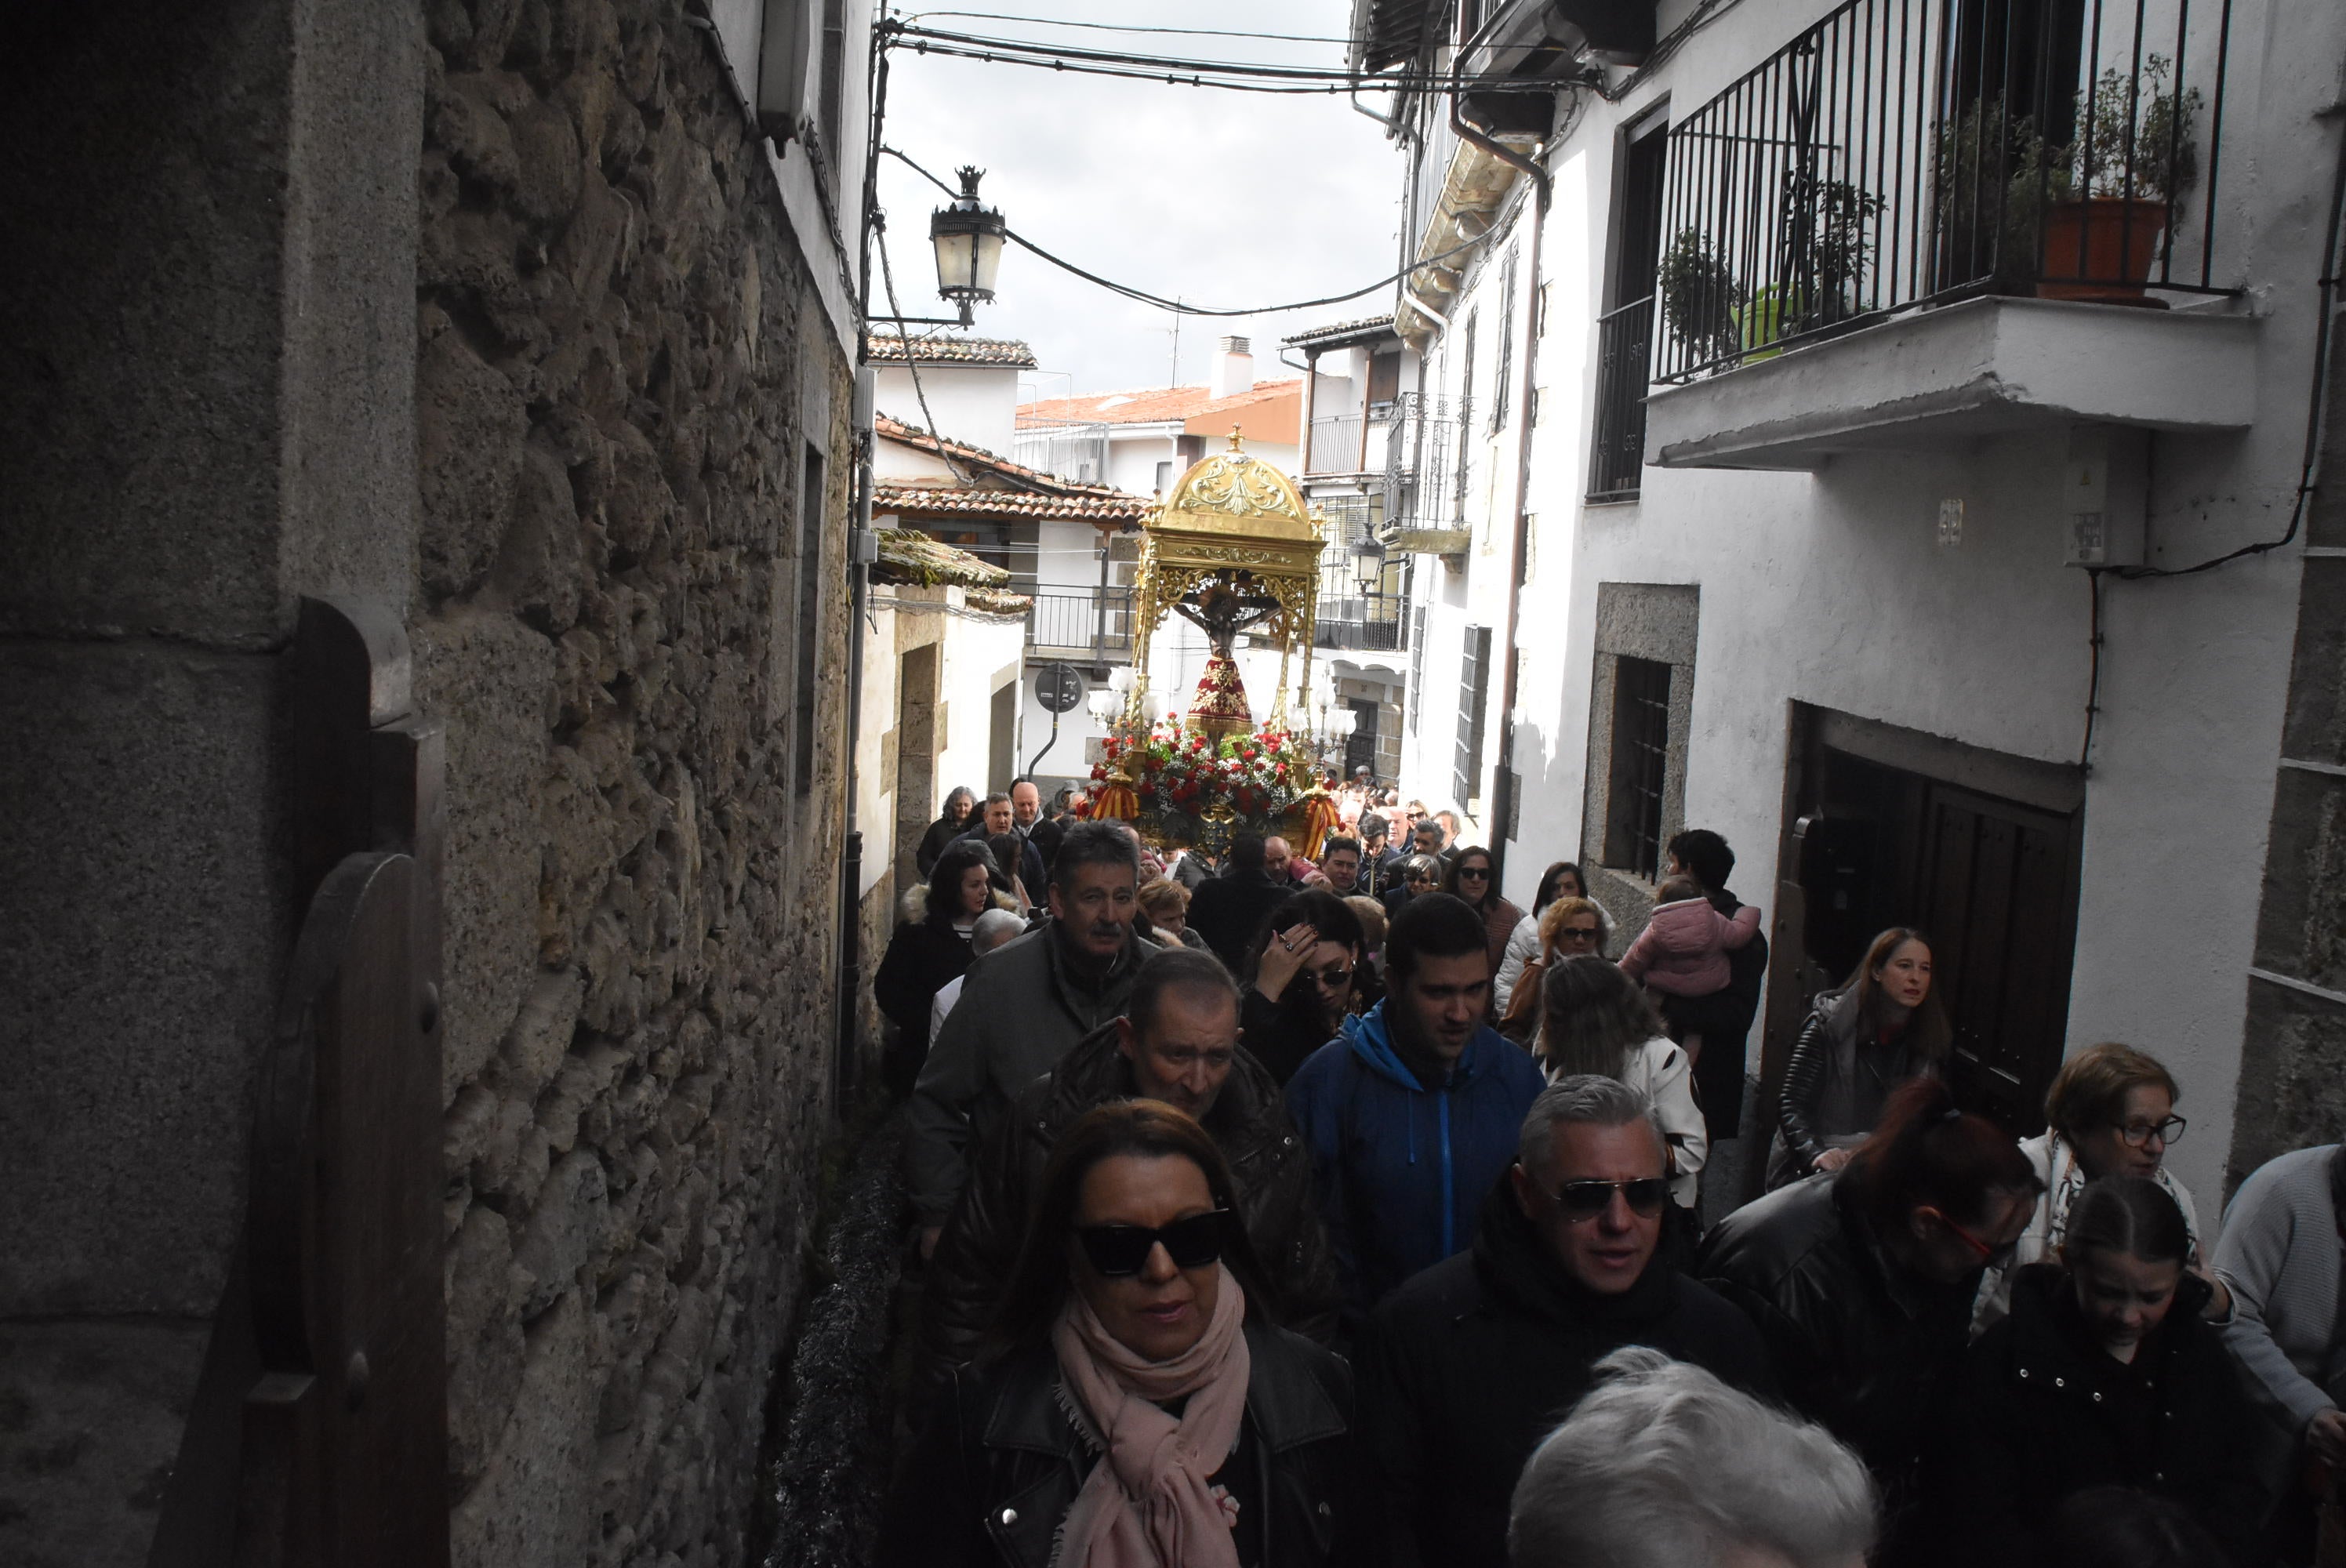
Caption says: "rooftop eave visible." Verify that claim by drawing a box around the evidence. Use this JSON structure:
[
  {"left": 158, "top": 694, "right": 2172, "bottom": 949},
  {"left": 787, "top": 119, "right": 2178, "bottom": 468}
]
[
  {"left": 1400, "top": 127, "right": 1542, "bottom": 348},
  {"left": 1643, "top": 296, "right": 2260, "bottom": 472}
]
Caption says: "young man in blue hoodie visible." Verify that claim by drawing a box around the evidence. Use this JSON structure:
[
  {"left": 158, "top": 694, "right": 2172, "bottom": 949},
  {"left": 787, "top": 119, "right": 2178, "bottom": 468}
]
[{"left": 1285, "top": 891, "right": 1549, "bottom": 1329}]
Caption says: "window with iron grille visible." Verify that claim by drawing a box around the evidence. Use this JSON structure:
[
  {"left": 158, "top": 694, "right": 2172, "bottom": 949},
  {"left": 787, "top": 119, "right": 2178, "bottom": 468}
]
[
  {"left": 1603, "top": 656, "right": 1672, "bottom": 876},
  {"left": 1589, "top": 121, "right": 1666, "bottom": 502},
  {"left": 1454, "top": 624, "right": 1493, "bottom": 813}
]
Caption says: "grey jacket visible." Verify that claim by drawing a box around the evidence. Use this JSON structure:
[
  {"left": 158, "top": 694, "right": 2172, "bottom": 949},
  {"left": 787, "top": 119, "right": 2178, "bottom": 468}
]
[
  {"left": 906, "top": 919, "right": 1157, "bottom": 1225},
  {"left": 2213, "top": 1143, "right": 2345, "bottom": 1430}
]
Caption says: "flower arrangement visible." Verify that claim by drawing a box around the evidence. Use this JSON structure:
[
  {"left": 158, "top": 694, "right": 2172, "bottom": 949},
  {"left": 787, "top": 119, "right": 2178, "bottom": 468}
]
[{"left": 1088, "top": 721, "right": 1324, "bottom": 845}]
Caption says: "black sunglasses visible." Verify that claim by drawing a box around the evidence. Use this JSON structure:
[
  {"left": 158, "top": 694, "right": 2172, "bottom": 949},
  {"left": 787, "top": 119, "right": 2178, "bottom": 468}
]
[
  {"left": 1549, "top": 1178, "right": 1671, "bottom": 1222},
  {"left": 1074, "top": 1210, "right": 1231, "bottom": 1276},
  {"left": 1458, "top": 866, "right": 1491, "bottom": 880}
]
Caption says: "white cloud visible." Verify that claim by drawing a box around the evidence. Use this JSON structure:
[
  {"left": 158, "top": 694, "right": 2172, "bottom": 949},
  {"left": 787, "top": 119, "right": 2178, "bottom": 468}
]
[{"left": 873, "top": 2, "right": 1407, "bottom": 399}]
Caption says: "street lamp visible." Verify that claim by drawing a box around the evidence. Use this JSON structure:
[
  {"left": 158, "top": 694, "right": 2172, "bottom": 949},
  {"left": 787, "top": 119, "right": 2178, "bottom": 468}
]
[
  {"left": 1349, "top": 535, "right": 1385, "bottom": 598},
  {"left": 931, "top": 166, "right": 1006, "bottom": 328}
]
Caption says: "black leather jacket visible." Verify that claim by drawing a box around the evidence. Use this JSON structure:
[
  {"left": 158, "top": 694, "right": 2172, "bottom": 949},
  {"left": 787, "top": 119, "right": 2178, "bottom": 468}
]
[
  {"left": 1696, "top": 1168, "right": 1983, "bottom": 1541},
  {"left": 877, "top": 1321, "right": 1369, "bottom": 1568},
  {"left": 1773, "top": 987, "right": 1933, "bottom": 1184},
  {"left": 921, "top": 1023, "right": 1340, "bottom": 1380}
]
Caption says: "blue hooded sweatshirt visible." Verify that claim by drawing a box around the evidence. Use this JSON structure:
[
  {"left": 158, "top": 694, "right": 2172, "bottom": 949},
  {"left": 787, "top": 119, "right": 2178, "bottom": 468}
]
[{"left": 1284, "top": 1000, "right": 1548, "bottom": 1323}]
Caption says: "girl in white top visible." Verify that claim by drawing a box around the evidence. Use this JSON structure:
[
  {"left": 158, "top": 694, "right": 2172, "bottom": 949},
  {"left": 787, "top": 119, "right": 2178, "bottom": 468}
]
[
  {"left": 1974, "top": 1042, "right": 2210, "bottom": 1333},
  {"left": 1533, "top": 954, "right": 1707, "bottom": 1208}
]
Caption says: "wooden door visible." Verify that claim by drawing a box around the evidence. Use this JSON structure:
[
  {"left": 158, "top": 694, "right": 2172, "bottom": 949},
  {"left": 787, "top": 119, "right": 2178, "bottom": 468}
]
[{"left": 1917, "top": 784, "right": 2080, "bottom": 1134}]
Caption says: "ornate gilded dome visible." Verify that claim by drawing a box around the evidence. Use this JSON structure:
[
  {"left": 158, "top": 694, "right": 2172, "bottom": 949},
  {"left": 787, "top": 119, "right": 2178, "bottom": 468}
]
[{"left": 1148, "top": 430, "right": 1320, "bottom": 544}]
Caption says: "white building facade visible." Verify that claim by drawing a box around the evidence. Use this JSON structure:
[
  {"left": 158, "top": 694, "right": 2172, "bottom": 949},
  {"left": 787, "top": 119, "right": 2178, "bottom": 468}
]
[{"left": 1360, "top": 0, "right": 2346, "bottom": 1197}]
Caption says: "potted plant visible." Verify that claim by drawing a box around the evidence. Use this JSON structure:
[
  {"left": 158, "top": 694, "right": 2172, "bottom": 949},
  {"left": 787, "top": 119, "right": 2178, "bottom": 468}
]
[
  {"left": 1655, "top": 229, "right": 1743, "bottom": 368},
  {"left": 1934, "top": 96, "right": 2061, "bottom": 292},
  {"left": 2039, "top": 56, "right": 2202, "bottom": 303}
]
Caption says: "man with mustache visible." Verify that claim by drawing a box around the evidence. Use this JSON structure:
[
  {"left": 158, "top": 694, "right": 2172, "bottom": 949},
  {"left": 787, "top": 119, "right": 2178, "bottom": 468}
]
[{"left": 909, "top": 822, "right": 1157, "bottom": 1258}]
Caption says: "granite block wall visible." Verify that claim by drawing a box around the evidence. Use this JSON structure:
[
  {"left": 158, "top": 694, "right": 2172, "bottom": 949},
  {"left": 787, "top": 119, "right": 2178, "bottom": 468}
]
[{"left": 415, "top": 3, "right": 850, "bottom": 1563}]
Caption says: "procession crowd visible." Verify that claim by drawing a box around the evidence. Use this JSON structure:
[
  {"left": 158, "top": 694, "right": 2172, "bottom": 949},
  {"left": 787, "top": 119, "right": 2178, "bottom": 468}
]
[{"left": 866, "top": 779, "right": 2340, "bottom": 1568}]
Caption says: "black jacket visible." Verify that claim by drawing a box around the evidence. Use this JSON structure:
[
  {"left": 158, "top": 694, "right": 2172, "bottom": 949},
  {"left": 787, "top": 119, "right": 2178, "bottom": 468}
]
[
  {"left": 1359, "top": 1182, "right": 1776, "bottom": 1568},
  {"left": 918, "top": 812, "right": 973, "bottom": 877},
  {"left": 922, "top": 1022, "right": 1340, "bottom": 1377},
  {"left": 1241, "top": 986, "right": 1339, "bottom": 1089},
  {"left": 873, "top": 917, "right": 975, "bottom": 1039},
  {"left": 1927, "top": 1265, "right": 2268, "bottom": 1567},
  {"left": 1696, "top": 1169, "right": 1982, "bottom": 1544},
  {"left": 1189, "top": 868, "right": 1291, "bottom": 974},
  {"left": 1771, "top": 987, "right": 1934, "bottom": 1187},
  {"left": 1027, "top": 814, "right": 1066, "bottom": 873},
  {"left": 877, "top": 1321, "right": 1371, "bottom": 1568}
]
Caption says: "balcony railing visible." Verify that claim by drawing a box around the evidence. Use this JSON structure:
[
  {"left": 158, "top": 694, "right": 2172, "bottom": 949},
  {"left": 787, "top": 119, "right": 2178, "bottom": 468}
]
[
  {"left": 1654, "top": 0, "right": 2235, "bottom": 382},
  {"left": 1011, "top": 420, "right": 1113, "bottom": 485},
  {"left": 1027, "top": 586, "right": 1135, "bottom": 662},
  {"left": 1314, "top": 592, "right": 1411, "bottom": 652},
  {"left": 1380, "top": 392, "right": 1470, "bottom": 542},
  {"left": 1307, "top": 415, "right": 1367, "bottom": 474},
  {"left": 1588, "top": 296, "right": 1654, "bottom": 500}
]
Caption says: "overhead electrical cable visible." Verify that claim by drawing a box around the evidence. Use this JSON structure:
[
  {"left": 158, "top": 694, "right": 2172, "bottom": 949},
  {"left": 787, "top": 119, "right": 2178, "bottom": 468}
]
[
  {"left": 882, "top": 146, "right": 1474, "bottom": 318},
  {"left": 884, "top": 22, "right": 1552, "bottom": 94},
  {"left": 900, "top": 11, "right": 1360, "bottom": 46}
]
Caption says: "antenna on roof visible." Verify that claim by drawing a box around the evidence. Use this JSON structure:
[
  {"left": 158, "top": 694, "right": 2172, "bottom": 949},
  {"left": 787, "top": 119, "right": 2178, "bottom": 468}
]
[{"left": 1164, "top": 298, "right": 1182, "bottom": 389}]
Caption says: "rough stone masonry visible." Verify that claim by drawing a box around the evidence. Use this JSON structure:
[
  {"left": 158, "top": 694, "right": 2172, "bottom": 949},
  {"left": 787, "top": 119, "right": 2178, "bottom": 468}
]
[{"left": 416, "top": 3, "right": 851, "bottom": 1563}]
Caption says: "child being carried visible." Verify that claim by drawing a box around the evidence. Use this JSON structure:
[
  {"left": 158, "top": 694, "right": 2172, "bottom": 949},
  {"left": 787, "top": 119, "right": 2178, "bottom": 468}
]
[{"left": 1618, "top": 875, "right": 1763, "bottom": 1065}]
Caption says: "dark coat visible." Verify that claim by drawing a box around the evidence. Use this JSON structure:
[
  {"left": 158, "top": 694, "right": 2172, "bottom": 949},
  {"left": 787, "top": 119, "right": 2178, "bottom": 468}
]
[
  {"left": 876, "top": 1321, "right": 1371, "bottom": 1568},
  {"left": 1241, "top": 985, "right": 1336, "bottom": 1089},
  {"left": 1653, "top": 884, "right": 1765, "bottom": 1139},
  {"left": 919, "top": 811, "right": 974, "bottom": 877},
  {"left": 1189, "top": 867, "right": 1292, "bottom": 974},
  {"left": 874, "top": 916, "right": 975, "bottom": 1040},
  {"left": 1027, "top": 814, "right": 1066, "bottom": 873},
  {"left": 1696, "top": 1169, "right": 1982, "bottom": 1544},
  {"left": 908, "top": 920, "right": 1158, "bottom": 1225},
  {"left": 1284, "top": 1004, "right": 1549, "bottom": 1327},
  {"left": 1358, "top": 1181, "right": 1776, "bottom": 1568},
  {"left": 1770, "top": 985, "right": 1937, "bottom": 1188},
  {"left": 1378, "top": 884, "right": 1415, "bottom": 922},
  {"left": 922, "top": 1022, "right": 1340, "bottom": 1376},
  {"left": 1927, "top": 1265, "right": 2268, "bottom": 1567}
]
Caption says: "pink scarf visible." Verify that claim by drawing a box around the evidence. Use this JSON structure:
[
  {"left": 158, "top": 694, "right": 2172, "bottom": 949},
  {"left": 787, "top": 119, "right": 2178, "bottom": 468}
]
[{"left": 1048, "top": 1269, "right": 1251, "bottom": 1568}]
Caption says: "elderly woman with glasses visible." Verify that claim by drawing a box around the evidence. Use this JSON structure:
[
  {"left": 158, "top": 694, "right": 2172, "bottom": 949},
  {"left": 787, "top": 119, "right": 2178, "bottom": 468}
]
[
  {"left": 1973, "top": 1043, "right": 2214, "bottom": 1332},
  {"left": 877, "top": 1100, "right": 1367, "bottom": 1568},
  {"left": 1496, "top": 896, "right": 1611, "bottom": 1045}
]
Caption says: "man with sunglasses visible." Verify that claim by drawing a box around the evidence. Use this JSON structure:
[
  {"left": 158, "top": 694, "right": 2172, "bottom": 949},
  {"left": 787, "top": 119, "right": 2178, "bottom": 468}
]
[
  {"left": 1285, "top": 893, "right": 1548, "bottom": 1328},
  {"left": 1354, "top": 1077, "right": 1774, "bottom": 1568},
  {"left": 919, "top": 946, "right": 1337, "bottom": 1380}
]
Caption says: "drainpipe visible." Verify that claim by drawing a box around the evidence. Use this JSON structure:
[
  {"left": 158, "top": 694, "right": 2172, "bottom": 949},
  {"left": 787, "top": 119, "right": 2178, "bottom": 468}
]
[{"left": 1448, "top": 70, "right": 1554, "bottom": 891}]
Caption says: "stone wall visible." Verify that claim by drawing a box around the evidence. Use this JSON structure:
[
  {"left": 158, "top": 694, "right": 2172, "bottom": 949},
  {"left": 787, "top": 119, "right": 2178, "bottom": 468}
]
[{"left": 415, "top": 4, "right": 850, "bottom": 1564}]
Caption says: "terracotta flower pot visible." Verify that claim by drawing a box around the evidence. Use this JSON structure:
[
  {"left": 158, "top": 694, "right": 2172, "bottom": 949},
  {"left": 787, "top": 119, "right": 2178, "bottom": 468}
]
[{"left": 2038, "top": 198, "right": 2170, "bottom": 304}]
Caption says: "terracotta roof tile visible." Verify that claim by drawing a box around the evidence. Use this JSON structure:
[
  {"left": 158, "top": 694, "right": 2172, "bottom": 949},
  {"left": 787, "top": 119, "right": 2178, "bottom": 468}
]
[
  {"left": 1015, "top": 378, "right": 1303, "bottom": 430},
  {"left": 1282, "top": 315, "right": 1399, "bottom": 349},
  {"left": 864, "top": 332, "right": 1038, "bottom": 367},
  {"left": 873, "top": 483, "right": 1148, "bottom": 526},
  {"left": 875, "top": 413, "right": 1135, "bottom": 499}
]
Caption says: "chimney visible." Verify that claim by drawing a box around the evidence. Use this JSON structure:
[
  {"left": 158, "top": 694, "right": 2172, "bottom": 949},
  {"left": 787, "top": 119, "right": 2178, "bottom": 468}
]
[{"left": 1209, "top": 335, "right": 1253, "bottom": 400}]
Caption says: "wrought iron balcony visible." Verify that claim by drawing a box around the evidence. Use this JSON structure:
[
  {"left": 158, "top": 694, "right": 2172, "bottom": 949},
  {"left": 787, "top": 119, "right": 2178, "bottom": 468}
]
[
  {"left": 1307, "top": 415, "right": 1367, "bottom": 474},
  {"left": 1652, "top": 0, "right": 2236, "bottom": 384},
  {"left": 1378, "top": 391, "right": 1472, "bottom": 554},
  {"left": 1026, "top": 586, "right": 1135, "bottom": 663},
  {"left": 1588, "top": 296, "right": 1654, "bottom": 500},
  {"left": 1313, "top": 592, "right": 1411, "bottom": 652}
]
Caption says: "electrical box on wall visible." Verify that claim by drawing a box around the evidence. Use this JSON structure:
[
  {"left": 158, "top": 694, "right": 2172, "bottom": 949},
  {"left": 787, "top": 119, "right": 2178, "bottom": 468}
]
[
  {"left": 2062, "top": 425, "right": 2148, "bottom": 568},
  {"left": 757, "top": 0, "right": 820, "bottom": 145}
]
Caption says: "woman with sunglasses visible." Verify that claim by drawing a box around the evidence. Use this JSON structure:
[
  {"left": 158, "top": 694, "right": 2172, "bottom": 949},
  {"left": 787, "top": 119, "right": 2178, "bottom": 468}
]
[
  {"left": 1379, "top": 852, "right": 1441, "bottom": 921},
  {"left": 1241, "top": 891, "right": 1375, "bottom": 1087},
  {"left": 1493, "top": 862, "right": 1611, "bottom": 1014},
  {"left": 1974, "top": 1043, "right": 2211, "bottom": 1332},
  {"left": 1929, "top": 1177, "right": 2264, "bottom": 1566},
  {"left": 1698, "top": 1076, "right": 2039, "bottom": 1559},
  {"left": 879, "top": 1100, "right": 1366, "bottom": 1568},
  {"left": 1494, "top": 896, "right": 1610, "bottom": 1046},
  {"left": 1441, "top": 846, "right": 1523, "bottom": 982}
]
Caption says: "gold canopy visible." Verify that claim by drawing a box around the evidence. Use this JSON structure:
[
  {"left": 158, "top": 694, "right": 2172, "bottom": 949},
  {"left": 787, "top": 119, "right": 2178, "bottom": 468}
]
[{"left": 1128, "top": 431, "right": 1327, "bottom": 728}]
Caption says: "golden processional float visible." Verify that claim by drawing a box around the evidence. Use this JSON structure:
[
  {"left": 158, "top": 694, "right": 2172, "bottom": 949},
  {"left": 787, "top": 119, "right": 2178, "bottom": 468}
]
[{"left": 1083, "top": 433, "right": 1346, "bottom": 858}]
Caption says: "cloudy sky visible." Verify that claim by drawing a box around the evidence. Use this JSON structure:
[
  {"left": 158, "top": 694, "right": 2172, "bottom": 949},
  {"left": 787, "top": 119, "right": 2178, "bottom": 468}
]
[{"left": 873, "top": 2, "right": 1410, "bottom": 400}]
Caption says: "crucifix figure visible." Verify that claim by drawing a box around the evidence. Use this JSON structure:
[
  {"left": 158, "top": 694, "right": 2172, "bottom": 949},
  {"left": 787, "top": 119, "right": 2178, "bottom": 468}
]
[{"left": 1174, "top": 582, "right": 1280, "bottom": 660}]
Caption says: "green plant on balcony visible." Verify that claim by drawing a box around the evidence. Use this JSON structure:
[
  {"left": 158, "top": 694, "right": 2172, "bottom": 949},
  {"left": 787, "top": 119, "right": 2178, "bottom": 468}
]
[
  {"left": 2074, "top": 56, "right": 2201, "bottom": 202},
  {"left": 1934, "top": 96, "right": 2061, "bottom": 291},
  {"left": 1657, "top": 228, "right": 1743, "bottom": 365}
]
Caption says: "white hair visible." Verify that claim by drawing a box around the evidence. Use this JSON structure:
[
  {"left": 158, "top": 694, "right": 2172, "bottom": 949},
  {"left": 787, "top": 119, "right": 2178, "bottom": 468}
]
[
  {"left": 971, "top": 909, "right": 1026, "bottom": 953},
  {"left": 1516, "top": 1076, "right": 1665, "bottom": 1178},
  {"left": 1509, "top": 1348, "right": 1876, "bottom": 1568}
]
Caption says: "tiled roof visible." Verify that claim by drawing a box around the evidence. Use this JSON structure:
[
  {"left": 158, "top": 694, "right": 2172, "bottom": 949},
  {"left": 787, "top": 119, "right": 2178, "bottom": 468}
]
[
  {"left": 1283, "top": 315, "right": 1400, "bottom": 350},
  {"left": 865, "top": 332, "right": 1038, "bottom": 368},
  {"left": 873, "top": 414, "right": 1152, "bottom": 528},
  {"left": 1016, "top": 379, "right": 1302, "bottom": 430},
  {"left": 872, "top": 528, "right": 1033, "bottom": 619},
  {"left": 873, "top": 483, "right": 1147, "bottom": 525}
]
